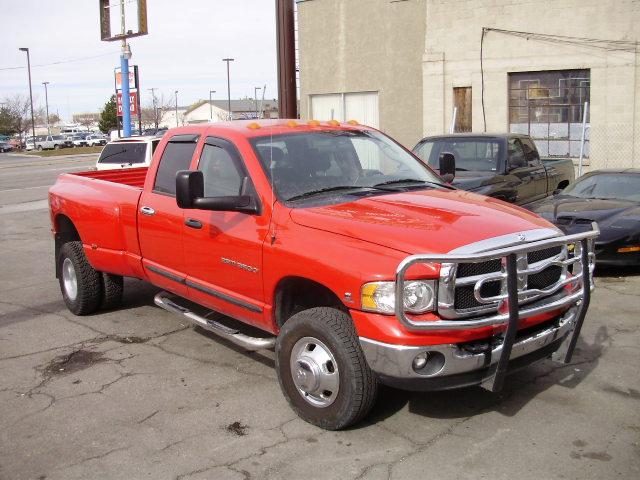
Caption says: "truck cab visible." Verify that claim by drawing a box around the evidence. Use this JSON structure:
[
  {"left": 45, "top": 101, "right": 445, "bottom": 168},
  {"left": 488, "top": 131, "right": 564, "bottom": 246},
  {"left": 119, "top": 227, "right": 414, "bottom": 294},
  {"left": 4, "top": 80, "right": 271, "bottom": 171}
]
[{"left": 413, "top": 133, "right": 575, "bottom": 205}]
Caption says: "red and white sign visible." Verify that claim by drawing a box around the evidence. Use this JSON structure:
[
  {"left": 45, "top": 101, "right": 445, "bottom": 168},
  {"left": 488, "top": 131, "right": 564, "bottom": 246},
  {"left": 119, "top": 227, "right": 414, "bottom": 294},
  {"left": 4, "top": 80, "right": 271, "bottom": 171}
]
[
  {"left": 116, "top": 91, "right": 139, "bottom": 116},
  {"left": 115, "top": 67, "right": 137, "bottom": 90}
]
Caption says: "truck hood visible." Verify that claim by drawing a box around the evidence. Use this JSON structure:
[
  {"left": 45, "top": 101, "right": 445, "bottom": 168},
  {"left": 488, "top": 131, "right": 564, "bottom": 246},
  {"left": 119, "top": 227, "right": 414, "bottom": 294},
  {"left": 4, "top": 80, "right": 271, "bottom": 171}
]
[{"left": 290, "top": 189, "right": 556, "bottom": 254}]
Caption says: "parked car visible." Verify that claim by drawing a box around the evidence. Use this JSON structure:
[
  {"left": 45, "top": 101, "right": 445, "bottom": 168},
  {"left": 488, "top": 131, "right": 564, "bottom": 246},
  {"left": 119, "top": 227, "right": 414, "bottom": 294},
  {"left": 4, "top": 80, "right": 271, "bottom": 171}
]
[
  {"left": 0, "top": 142, "right": 14, "bottom": 152},
  {"left": 413, "top": 133, "right": 575, "bottom": 205},
  {"left": 25, "top": 135, "right": 69, "bottom": 151},
  {"left": 71, "top": 134, "right": 89, "bottom": 147},
  {"left": 95, "top": 135, "right": 162, "bottom": 170},
  {"left": 527, "top": 169, "right": 640, "bottom": 266},
  {"left": 49, "top": 120, "right": 598, "bottom": 429},
  {"left": 85, "top": 134, "right": 107, "bottom": 147}
]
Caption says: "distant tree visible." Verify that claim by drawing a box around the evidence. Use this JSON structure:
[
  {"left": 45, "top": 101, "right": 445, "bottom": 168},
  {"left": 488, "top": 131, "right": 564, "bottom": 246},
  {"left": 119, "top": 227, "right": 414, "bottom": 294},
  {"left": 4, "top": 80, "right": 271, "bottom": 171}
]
[
  {"left": 0, "top": 95, "right": 33, "bottom": 136},
  {"left": 76, "top": 115, "right": 96, "bottom": 131},
  {"left": 98, "top": 95, "right": 118, "bottom": 134},
  {"left": 141, "top": 93, "right": 174, "bottom": 130},
  {"left": 48, "top": 113, "right": 61, "bottom": 125}
]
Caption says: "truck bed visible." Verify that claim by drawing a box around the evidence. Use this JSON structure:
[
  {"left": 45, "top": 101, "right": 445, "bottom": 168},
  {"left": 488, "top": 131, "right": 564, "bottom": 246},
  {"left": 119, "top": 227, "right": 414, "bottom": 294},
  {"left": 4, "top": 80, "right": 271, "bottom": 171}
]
[
  {"left": 72, "top": 167, "right": 148, "bottom": 189},
  {"left": 49, "top": 167, "right": 149, "bottom": 279}
]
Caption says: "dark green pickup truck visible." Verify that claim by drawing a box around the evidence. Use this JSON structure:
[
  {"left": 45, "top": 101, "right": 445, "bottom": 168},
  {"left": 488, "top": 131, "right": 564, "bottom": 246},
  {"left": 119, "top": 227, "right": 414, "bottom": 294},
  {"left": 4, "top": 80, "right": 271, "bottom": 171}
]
[{"left": 413, "top": 133, "right": 575, "bottom": 205}]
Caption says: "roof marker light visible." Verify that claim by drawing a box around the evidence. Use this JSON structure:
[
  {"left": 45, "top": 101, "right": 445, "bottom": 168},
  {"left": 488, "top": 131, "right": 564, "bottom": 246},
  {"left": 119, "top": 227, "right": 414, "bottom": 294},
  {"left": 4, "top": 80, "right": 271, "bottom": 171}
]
[
  {"left": 327, "top": 120, "right": 340, "bottom": 126},
  {"left": 286, "top": 120, "right": 299, "bottom": 127},
  {"left": 346, "top": 119, "right": 359, "bottom": 125},
  {"left": 307, "top": 120, "right": 320, "bottom": 126},
  {"left": 247, "top": 122, "right": 261, "bottom": 130}
]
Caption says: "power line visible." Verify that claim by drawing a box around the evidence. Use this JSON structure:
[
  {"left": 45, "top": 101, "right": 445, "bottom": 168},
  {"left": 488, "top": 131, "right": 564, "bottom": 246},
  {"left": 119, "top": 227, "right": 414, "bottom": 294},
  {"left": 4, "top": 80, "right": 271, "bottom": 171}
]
[{"left": 0, "top": 51, "right": 119, "bottom": 72}]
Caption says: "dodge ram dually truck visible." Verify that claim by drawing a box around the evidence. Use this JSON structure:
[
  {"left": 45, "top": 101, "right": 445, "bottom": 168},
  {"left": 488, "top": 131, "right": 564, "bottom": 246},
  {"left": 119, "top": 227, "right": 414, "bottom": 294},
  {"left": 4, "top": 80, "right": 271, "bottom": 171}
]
[
  {"left": 413, "top": 133, "right": 575, "bottom": 205},
  {"left": 49, "top": 120, "right": 598, "bottom": 430}
]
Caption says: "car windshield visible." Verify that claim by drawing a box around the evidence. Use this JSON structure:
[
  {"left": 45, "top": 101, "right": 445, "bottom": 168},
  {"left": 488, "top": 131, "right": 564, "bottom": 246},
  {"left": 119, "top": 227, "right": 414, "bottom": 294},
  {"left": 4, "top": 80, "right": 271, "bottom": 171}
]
[
  {"left": 52, "top": 135, "right": 64, "bottom": 140},
  {"left": 98, "top": 142, "right": 147, "bottom": 164},
  {"left": 562, "top": 173, "right": 640, "bottom": 201},
  {"left": 414, "top": 138, "right": 501, "bottom": 172},
  {"left": 250, "top": 129, "right": 444, "bottom": 203}
]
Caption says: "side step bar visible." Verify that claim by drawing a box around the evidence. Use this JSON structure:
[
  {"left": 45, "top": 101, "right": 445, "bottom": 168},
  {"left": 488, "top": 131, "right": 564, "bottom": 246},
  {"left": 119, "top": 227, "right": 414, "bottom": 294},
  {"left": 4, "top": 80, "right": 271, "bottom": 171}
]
[{"left": 154, "top": 291, "right": 275, "bottom": 351}]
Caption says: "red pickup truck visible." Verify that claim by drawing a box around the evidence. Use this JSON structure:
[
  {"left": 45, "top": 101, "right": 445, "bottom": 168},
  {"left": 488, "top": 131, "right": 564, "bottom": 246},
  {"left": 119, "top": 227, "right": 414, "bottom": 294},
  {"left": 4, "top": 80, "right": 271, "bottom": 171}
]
[{"left": 49, "top": 120, "right": 598, "bottom": 429}]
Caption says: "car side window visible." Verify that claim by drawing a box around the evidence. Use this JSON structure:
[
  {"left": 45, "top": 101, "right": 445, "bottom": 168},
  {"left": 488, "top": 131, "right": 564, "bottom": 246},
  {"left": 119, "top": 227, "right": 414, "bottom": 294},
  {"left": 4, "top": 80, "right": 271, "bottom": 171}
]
[
  {"left": 521, "top": 138, "right": 541, "bottom": 166},
  {"left": 508, "top": 138, "right": 526, "bottom": 169},
  {"left": 198, "top": 143, "right": 243, "bottom": 197},
  {"left": 153, "top": 138, "right": 198, "bottom": 196}
]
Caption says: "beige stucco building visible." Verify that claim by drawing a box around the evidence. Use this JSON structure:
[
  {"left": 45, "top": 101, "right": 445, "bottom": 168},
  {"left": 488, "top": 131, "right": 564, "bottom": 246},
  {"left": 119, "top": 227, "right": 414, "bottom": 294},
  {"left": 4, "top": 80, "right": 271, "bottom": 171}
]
[{"left": 298, "top": 0, "right": 640, "bottom": 170}]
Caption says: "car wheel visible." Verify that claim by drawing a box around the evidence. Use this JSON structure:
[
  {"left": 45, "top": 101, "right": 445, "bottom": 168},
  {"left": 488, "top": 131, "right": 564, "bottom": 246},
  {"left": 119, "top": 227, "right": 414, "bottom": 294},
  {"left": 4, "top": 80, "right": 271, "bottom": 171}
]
[
  {"left": 276, "top": 307, "right": 378, "bottom": 430},
  {"left": 100, "top": 272, "right": 123, "bottom": 310},
  {"left": 54, "top": 144, "right": 60, "bottom": 150},
  {"left": 58, "top": 241, "right": 102, "bottom": 315},
  {"left": 37, "top": 145, "right": 43, "bottom": 151}
]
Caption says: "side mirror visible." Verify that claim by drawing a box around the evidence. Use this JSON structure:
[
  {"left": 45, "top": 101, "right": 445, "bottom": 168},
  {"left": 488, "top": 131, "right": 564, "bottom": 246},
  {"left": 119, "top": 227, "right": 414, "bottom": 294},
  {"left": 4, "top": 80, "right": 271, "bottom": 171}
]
[
  {"left": 175, "top": 170, "right": 259, "bottom": 214},
  {"left": 439, "top": 152, "right": 456, "bottom": 183}
]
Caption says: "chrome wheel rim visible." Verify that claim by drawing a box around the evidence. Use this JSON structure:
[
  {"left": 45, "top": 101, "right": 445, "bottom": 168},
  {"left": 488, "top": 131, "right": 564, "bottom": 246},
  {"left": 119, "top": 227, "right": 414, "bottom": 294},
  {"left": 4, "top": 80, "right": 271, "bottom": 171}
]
[
  {"left": 290, "top": 336, "right": 339, "bottom": 408},
  {"left": 62, "top": 258, "right": 78, "bottom": 301}
]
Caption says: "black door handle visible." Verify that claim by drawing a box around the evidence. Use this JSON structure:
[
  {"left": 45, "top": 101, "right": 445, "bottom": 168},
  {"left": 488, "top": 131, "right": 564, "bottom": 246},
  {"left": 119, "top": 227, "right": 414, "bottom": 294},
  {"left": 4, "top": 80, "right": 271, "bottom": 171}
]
[{"left": 185, "top": 218, "right": 202, "bottom": 229}]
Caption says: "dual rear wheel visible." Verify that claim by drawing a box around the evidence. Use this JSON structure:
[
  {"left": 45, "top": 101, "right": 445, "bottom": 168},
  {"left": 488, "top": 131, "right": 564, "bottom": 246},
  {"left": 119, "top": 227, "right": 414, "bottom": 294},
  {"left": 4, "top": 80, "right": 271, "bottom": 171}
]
[{"left": 58, "top": 241, "right": 123, "bottom": 315}]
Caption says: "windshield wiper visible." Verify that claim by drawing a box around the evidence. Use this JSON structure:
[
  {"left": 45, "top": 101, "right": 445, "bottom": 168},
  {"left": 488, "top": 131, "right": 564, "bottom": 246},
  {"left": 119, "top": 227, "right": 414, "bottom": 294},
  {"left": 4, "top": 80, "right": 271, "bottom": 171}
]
[
  {"left": 372, "top": 178, "right": 451, "bottom": 190},
  {"left": 286, "top": 185, "right": 374, "bottom": 202},
  {"left": 97, "top": 148, "right": 127, "bottom": 163}
]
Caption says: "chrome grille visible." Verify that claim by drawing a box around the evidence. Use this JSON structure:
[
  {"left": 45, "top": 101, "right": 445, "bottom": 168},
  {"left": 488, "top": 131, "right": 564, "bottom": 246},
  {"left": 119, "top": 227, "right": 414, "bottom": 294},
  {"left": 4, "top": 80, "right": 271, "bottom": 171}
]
[{"left": 442, "top": 242, "right": 577, "bottom": 319}]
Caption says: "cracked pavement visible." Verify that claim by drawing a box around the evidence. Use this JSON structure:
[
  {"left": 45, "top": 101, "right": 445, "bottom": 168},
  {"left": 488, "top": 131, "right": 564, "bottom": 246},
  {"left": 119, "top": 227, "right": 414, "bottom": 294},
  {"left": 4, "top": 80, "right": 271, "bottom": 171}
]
[{"left": 1, "top": 153, "right": 639, "bottom": 479}]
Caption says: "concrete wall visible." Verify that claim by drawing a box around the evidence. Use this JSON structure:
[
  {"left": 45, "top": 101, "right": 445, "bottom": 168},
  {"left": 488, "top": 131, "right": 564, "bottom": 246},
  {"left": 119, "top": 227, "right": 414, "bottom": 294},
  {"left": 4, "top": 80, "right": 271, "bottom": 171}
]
[
  {"left": 298, "top": 0, "right": 427, "bottom": 148},
  {"left": 423, "top": 0, "right": 640, "bottom": 170}
]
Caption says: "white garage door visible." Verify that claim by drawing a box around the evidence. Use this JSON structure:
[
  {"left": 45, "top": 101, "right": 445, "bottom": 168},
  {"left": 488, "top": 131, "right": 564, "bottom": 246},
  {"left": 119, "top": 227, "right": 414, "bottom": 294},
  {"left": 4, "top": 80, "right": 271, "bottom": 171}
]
[{"left": 310, "top": 91, "right": 379, "bottom": 128}]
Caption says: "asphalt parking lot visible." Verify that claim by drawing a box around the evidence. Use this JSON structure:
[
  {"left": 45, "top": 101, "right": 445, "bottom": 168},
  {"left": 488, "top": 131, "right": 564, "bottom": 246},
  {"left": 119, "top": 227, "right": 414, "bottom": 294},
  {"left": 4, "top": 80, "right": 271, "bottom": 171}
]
[{"left": 0, "top": 152, "right": 639, "bottom": 480}]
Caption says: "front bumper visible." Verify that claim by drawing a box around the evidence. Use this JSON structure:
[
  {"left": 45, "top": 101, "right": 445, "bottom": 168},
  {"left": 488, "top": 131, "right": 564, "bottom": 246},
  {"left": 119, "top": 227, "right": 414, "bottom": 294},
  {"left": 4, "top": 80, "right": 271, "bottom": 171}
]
[
  {"left": 360, "top": 306, "right": 576, "bottom": 391},
  {"left": 370, "top": 224, "right": 599, "bottom": 393}
]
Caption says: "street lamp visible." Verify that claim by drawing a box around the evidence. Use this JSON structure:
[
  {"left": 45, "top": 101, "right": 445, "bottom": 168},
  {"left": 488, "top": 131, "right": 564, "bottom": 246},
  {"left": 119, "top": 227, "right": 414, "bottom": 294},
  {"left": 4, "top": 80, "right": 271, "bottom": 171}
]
[
  {"left": 18, "top": 48, "right": 36, "bottom": 144},
  {"left": 254, "top": 86, "right": 262, "bottom": 119},
  {"left": 42, "top": 82, "right": 51, "bottom": 135},
  {"left": 174, "top": 90, "right": 179, "bottom": 127},
  {"left": 222, "top": 58, "right": 234, "bottom": 121},
  {"left": 209, "top": 90, "right": 216, "bottom": 122}
]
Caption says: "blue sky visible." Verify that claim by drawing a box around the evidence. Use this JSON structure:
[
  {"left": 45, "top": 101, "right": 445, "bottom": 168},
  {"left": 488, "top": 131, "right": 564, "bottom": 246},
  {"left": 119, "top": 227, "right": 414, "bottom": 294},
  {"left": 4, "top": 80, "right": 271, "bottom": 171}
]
[{"left": 0, "top": 0, "right": 278, "bottom": 121}]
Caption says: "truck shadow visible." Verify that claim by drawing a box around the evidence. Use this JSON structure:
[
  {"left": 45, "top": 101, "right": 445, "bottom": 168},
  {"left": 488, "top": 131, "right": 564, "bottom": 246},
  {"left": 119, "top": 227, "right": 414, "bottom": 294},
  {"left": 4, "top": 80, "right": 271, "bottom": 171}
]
[{"left": 364, "top": 328, "right": 609, "bottom": 425}]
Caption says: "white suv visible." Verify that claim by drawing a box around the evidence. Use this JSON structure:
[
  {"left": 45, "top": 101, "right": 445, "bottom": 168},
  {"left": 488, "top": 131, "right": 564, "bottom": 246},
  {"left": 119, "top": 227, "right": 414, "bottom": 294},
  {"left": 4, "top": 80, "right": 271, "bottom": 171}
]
[{"left": 95, "top": 136, "right": 162, "bottom": 171}]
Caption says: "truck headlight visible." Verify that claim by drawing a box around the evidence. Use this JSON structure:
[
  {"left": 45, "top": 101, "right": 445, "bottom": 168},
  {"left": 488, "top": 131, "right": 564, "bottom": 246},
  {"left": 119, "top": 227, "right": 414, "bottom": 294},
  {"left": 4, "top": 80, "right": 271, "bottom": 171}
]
[{"left": 361, "top": 280, "right": 437, "bottom": 314}]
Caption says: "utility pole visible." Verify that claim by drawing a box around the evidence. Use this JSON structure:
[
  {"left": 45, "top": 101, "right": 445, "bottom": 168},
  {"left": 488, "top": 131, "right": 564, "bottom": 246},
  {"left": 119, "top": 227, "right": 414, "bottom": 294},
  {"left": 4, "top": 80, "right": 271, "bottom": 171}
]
[
  {"left": 42, "top": 82, "right": 51, "bottom": 135},
  {"left": 18, "top": 48, "right": 36, "bottom": 142},
  {"left": 148, "top": 87, "right": 157, "bottom": 129},
  {"left": 222, "top": 58, "right": 234, "bottom": 121},
  {"left": 119, "top": 0, "right": 132, "bottom": 137},
  {"left": 254, "top": 86, "right": 262, "bottom": 119},
  {"left": 209, "top": 90, "right": 216, "bottom": 122},
  {"left": 174, "top": 90, "right": 179, "bottom": 127},
  {"left": 275, "top": 0, "right": 297, "bottom": 118}
]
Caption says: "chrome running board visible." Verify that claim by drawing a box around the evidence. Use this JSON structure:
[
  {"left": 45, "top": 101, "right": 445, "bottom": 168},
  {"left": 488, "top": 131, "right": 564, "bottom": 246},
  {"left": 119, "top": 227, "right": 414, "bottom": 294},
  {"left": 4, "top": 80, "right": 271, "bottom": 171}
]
[{"left": 154, "top": 291, "right": 275, "bottom": 351}]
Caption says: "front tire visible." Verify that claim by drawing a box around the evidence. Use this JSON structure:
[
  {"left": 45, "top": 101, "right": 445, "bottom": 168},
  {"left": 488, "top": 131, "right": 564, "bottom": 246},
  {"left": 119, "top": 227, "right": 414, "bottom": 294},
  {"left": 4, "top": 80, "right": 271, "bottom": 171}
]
[
  {"left": 58, "top": 241, "right": 102, "bottom": 315},
  {"left": 276, "top": 307, "right": 378, "bottom": 430}
]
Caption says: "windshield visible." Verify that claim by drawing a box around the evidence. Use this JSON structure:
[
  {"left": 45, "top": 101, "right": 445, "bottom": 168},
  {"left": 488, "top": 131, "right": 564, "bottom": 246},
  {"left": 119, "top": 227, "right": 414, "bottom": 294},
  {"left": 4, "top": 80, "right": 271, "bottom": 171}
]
[
  {"left": 562, "top": 173, "right": 640, "bottom": 201},
  {"left": 52, "top": 135, "right": 64, "bottom": 140},
  {"left": 250, "top": 130, "right": 444, "bottom": 203},
  {"left": 415, "top": 138, "right": 501, "bottom": 172},
  {"left": 97, "top": 142, "right": 147, "bottom": 165}
]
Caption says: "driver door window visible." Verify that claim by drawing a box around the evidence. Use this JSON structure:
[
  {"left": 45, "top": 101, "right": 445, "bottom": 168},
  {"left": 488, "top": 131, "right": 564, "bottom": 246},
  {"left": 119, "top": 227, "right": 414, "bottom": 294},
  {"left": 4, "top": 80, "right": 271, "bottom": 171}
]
[
  {"left": 198, "top": 143, "right": 243, "bottom": 197},
  {"left": 508, "top": 138, "right": 526, "bottom": 169}
]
